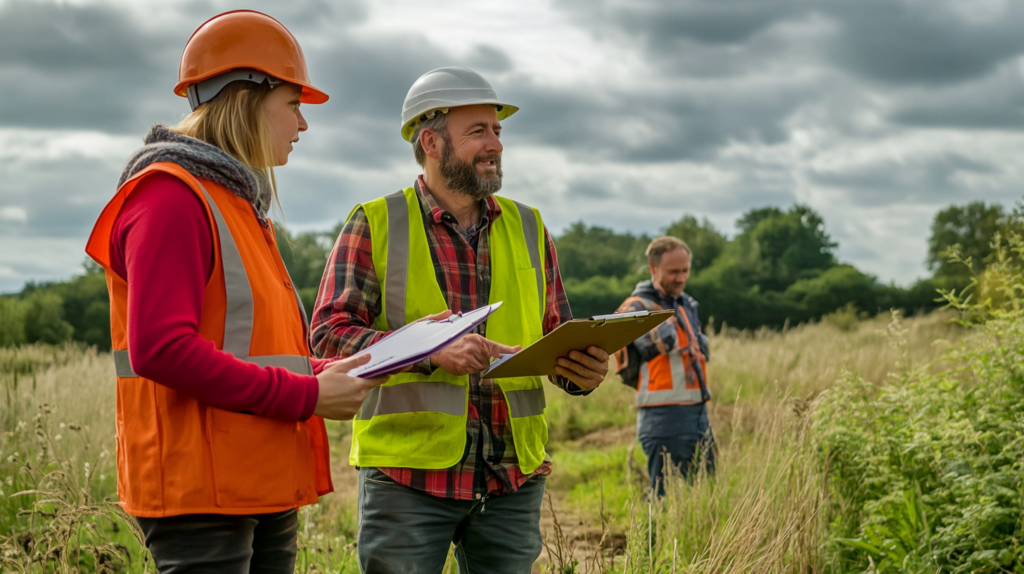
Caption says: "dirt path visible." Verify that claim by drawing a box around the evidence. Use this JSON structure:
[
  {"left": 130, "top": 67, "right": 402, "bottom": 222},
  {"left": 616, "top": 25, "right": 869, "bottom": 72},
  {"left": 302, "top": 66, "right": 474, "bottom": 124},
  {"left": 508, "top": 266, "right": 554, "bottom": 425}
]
[
  {"left": 535, "top": 425, "right": 639, "bottom": 573},
  {"left": 536, "top": 487, "right": 630, "bottom": 573},
  {"left": 536, "top": 405, "right": 739, "bottom": 573}
]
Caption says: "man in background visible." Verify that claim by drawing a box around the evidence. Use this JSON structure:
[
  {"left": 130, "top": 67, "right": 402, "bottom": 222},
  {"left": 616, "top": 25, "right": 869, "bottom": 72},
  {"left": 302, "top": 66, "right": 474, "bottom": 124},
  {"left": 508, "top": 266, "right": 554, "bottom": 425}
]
[{"left": 615, "top": 236, "right": 714, "bottom": 497}]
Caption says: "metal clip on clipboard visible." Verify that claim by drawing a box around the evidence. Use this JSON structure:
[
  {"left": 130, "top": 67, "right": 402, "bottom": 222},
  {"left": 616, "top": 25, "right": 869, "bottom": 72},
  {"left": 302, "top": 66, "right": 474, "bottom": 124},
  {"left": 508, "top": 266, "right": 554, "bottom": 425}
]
[{"left": 589, "top": 310, "right": 651, "bottom": 326}]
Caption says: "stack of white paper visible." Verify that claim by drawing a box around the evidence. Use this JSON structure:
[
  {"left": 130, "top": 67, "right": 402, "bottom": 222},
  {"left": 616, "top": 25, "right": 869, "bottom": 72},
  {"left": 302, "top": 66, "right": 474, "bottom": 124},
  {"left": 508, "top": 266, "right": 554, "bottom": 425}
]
[{"left": 348, "top": 302, "right": 503, "bottom": 378}]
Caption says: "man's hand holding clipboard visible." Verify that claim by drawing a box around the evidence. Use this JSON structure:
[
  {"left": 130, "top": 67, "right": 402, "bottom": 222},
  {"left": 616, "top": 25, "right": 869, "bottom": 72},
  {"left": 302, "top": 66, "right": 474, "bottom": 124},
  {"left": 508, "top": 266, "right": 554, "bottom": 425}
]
[{"left": 553, "top": 345, "right": 611, "bottom": 390}]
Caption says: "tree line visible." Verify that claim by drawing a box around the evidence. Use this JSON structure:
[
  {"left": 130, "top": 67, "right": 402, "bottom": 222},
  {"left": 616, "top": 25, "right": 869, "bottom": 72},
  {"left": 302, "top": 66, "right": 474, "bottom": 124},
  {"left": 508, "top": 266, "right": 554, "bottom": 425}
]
[{"left": 0, "top": 201, "right": 1005, "bottom": 349}]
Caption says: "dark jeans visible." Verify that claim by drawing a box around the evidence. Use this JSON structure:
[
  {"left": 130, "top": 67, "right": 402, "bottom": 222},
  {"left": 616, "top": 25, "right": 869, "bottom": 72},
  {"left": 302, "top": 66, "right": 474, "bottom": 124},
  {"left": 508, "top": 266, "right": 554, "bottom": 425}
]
[
  {"left": 638, "top": 402, "right": 716, "bottom": 497},
  {"left": 357, "top": 467, "right": 545, "bottom": 574},
  {"left": 134, "top": 510, "right": 298, "bottom": 574}
]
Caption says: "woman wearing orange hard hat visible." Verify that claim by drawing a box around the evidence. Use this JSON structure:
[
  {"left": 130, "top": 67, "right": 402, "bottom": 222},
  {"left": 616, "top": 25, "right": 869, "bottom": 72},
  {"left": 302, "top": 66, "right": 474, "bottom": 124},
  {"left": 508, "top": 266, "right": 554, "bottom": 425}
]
[{"left": 85, "top": 11, "right": 385, "bottom": 571}]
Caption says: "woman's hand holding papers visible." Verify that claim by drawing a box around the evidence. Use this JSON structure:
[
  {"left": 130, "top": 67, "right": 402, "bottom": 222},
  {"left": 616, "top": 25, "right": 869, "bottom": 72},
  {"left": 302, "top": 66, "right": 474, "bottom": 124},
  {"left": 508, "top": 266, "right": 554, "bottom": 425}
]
[
  {"left": 555, "top": 346, "right": 610, "bottom": 391},
  {"left": 314, "top": 354, "right": 389, "bottom": 420},
  {"left": 431, "top": 334, "right": 522, "bottom": 376}
]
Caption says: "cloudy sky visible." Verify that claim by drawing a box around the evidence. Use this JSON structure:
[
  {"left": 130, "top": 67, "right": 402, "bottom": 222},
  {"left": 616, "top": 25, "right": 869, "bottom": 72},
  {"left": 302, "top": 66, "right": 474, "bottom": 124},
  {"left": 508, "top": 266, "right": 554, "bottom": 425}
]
[{"left": 2, "top": 0, "right": 1023, "bottom": 292}]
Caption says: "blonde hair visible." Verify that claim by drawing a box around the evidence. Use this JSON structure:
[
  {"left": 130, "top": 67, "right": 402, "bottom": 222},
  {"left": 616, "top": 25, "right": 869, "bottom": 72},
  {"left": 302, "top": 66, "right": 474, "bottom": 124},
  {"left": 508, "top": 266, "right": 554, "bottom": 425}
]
[
  {"left": 171, "top": 80, "right": 279, "bottom": 205},
  {"left": 646, "top": 236, "right": 690, "bottom": 266}
]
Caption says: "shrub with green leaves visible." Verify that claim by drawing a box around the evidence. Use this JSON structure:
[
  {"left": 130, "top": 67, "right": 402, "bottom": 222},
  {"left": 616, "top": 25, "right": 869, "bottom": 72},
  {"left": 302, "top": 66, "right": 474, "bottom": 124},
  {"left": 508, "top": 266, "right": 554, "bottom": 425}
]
[
  {"left": 815, "top": 234, "right": 1024, "bottom": 573},
  {"left": 0, "top": 298, "right": 27, "bottom": 348}
]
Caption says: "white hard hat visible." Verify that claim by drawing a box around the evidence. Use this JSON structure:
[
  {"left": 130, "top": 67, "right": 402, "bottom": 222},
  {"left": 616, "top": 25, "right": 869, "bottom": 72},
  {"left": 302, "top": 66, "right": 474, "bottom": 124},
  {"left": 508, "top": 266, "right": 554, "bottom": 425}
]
[{"left": 401, "top": 66, "right": 519, "bottom": 142}]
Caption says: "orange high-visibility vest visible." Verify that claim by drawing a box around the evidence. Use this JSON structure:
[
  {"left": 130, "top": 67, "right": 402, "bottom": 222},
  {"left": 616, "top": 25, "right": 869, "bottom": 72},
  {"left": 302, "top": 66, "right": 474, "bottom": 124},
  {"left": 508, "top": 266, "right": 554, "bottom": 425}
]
[
  {"left": 622, "top": 296, "right": 710, "bottom": 407},
  {"left": 85, "top": 162, "right": 333, "bottom": 518}
]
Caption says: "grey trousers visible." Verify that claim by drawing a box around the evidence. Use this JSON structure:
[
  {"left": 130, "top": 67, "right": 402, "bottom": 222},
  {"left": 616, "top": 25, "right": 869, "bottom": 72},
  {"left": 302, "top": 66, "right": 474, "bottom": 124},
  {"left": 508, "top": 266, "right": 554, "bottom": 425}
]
[
  {"left": 357, "top": 467, "right": 545, "bottom": 574},
  {"left": 639, "top": 403, "right": 716, "bottom": 497},
  {"left": 134, "top": 510, "right": 298, "bottom": 574}
]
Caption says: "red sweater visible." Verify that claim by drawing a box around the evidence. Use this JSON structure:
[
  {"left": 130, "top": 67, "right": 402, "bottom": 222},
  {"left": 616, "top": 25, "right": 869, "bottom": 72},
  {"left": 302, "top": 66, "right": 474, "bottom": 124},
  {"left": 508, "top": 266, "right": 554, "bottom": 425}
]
[{"left": 109, "top": 172, "right": 321, "bottom": 421}]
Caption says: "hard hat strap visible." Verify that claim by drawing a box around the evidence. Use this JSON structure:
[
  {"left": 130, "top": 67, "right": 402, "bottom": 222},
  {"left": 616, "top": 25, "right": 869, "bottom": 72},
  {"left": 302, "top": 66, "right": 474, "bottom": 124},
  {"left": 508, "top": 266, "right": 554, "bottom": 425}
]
[{"left": 186, "top": 68, "right": 282, "bottom": 111}]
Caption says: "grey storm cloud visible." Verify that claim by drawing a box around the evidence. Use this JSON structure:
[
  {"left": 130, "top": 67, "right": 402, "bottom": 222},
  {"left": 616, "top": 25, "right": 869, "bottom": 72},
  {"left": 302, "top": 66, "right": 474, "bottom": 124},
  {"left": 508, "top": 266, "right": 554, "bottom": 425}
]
[
  {"left": 888, "top": 64, "right": 1024, "bottom": 130},
  {"left": 557, "top": 0, "right": 1024, "bottom": 86},
  {"left": 552, "top": 0, "right": 818, "bottom": 79},
  {"left": 0, "top": 0, "right": 182, "bottom": 132},
  {"left": 0, "top": 0, "right": 518, "bottom": 181},
  {"left": 2, "top": 154, "right": 123, "bottom": 238},
  {"left": 808, "top": 153, "right": 1003, "bottom": 206},
  {"left": 554, "top": 0, "right": 809, "bottom": 48},
  {"left": 553, "top": 0, "right": 1024, "bottom": 140},
  {"left": 17, "top": 0, "right": 1022, "bottom": 177},
  {"left": 500, "top": 65, "right": 821, "bottom": 164},
  {"left": 0, "top": 0, "right": 525, "bottom": 252},
  {"left": 822, "top": 0, "right": 1024, "bottom": 86}
]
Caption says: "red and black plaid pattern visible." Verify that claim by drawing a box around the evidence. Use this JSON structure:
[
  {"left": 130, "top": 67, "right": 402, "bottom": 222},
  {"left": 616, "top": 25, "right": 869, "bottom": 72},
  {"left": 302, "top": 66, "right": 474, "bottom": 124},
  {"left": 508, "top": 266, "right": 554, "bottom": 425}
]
[{"left": 310, "top": 176, "right": 581, "bottom": 500}]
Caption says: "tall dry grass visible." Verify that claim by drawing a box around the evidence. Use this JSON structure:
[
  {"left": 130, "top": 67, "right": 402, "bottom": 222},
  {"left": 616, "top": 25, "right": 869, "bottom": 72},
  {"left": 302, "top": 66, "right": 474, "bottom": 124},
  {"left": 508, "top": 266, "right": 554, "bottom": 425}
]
[
  {"left": 0, "top": 345, "right": 146, "bottom": 573},
  {"left": 541, "top": 311, "right": 964, "bottom": 574},
  {"left": 0, "top": 311, "right": 964, "bottom": 573}
]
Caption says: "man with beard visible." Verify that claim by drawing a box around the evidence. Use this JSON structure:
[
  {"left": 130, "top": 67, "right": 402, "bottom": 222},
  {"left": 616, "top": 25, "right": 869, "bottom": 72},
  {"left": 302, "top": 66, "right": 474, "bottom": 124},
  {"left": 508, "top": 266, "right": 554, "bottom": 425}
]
[
  {"left": 310, "top": 67, "right": 610, "bottom": 573},
  {"left": 614, "top": 236, "right": 714, "bottom": 498}
]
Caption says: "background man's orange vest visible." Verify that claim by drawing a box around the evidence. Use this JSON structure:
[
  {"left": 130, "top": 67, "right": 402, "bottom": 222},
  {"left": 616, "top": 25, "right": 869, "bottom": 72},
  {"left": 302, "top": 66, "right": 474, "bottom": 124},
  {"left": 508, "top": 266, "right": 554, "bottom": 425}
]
[
  {"left": 618, "top": 295, "right": 710, "bottom": 407},
  {"left": 85, "top": 162, "right": 332, "bottom": 517}
]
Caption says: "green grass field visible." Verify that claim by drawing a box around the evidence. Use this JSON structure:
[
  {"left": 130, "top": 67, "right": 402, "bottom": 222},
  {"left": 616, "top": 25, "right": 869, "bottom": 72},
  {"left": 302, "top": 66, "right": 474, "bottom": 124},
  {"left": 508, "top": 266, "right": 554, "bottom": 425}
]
[{"left": 0, "top": 311, "right": 972, "bottom": 572}]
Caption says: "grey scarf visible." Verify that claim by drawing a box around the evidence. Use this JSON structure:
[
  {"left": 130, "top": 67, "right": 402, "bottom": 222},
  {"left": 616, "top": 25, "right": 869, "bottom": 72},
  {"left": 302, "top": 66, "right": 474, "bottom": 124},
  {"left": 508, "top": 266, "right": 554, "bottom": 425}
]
[{"left": 117, "top": 124, "right": 273, "bottom": 218}]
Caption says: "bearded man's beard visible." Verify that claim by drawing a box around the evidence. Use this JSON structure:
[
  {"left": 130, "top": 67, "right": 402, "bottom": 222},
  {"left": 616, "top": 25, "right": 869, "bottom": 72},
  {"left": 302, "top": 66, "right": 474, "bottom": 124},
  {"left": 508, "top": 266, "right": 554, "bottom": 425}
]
[{"left": 438, "top": 134, "right": 503, "bottom": 201}]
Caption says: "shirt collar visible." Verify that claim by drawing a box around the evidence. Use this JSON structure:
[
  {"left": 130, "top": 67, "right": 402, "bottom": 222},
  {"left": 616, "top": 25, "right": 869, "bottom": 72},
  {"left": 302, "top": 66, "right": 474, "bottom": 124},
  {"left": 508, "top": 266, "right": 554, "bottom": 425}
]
[{"left": 415, "top": 175, "right": 502, "bottom": 227}]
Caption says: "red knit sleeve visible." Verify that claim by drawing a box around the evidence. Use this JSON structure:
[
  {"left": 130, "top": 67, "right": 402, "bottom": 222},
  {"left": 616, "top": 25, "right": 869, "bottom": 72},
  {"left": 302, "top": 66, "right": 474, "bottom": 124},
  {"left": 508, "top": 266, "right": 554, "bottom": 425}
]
[{"left": 109, "top": 172, "right": 319, "bottom": 421}]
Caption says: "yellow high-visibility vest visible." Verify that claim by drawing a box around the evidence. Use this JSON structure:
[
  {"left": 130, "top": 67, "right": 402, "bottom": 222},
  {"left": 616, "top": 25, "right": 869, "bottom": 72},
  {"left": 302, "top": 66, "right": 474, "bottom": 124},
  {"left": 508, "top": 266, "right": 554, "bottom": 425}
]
[{"left": 349, "top": 186, "right": 550, "bottom": 474}]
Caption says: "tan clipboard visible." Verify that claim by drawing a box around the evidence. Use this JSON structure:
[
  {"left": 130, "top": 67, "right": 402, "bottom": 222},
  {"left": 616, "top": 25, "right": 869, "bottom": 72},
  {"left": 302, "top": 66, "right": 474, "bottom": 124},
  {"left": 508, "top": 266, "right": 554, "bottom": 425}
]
[{"left": 484, "top": 310, "right": 675, "bottom": 378}]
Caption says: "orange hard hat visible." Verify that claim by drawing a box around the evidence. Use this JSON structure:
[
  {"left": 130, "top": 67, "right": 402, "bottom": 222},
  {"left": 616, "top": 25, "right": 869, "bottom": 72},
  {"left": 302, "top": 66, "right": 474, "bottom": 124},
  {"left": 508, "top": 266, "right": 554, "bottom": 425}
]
[{"left": 174, "top": 10, "right": 328, "bottom": 109}]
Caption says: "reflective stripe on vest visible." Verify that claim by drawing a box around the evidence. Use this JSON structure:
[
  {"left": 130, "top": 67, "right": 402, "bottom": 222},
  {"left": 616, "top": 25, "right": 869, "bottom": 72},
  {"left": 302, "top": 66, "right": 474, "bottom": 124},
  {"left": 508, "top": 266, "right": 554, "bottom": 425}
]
[
  {"left": 112, "top": 181, "right": 312, "bottom": 379},
  {"left": 636, "top": 351, "right": 706, "bottom": 406},
  {"left": 353, "top": 382, "right": 545, "bottom": 420},
  {"left": 512, "top": 200, "right": 544, "bottom": 307},
  {"left": 505, "top": 387, "right": 546, "bottom": 418},
  {"left": 356, "top": 382, "right": 465, "bottom": 420},
  {"left": 627, "top": 294, "right": 710, "bottom": 407},
  {"left": 383, "top": 191, "right": 410, "bottom": 331},
  {"left": 113, "top": 350, "right": 312, "bottom": 377}
]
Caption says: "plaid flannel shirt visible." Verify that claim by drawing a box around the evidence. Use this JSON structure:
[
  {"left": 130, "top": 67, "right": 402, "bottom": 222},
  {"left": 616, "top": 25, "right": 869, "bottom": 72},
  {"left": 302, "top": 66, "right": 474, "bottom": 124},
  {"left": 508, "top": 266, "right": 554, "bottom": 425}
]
[{"left": 310, "top": 176, "right": 585, "bottom": 500}]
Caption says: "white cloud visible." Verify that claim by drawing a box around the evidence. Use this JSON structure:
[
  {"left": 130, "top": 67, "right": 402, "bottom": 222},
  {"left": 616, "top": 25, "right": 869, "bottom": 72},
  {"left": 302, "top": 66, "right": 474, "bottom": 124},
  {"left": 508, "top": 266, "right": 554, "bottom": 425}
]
[
  {"left": 0, "top": 129, "right": 137, "bottom": 163},
  {"left": 0, "top": 206, "right": 27, "bottom": 223}
]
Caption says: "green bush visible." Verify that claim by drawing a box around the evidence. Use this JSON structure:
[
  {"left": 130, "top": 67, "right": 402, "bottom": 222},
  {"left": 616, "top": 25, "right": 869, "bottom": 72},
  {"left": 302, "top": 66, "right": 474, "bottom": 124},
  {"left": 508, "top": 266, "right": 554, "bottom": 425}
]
[
  {"left": 815, "top": 236, "right": 1024, "bottom": 573},
  {"left": 561, "top": 274, "right": 643, "bottom": 319},
  {"left": 785, "top": 265, "right": 879, "bottom": 318},
  {"left": 0, "top": 297, "right": 26, "bottom": 348},
  {"left": 554, "top": 222, "right": 648, "bottom": 281},
  {"left": 9, "top": 262, "right": 111, "bottom": 350},
  {"left": 298, "top": 287, "right": 319, "bottom": 319},
  {"left": 23, "top": 291, "right": 73, "bottom": 345},
  {"left": 823, "top": 302, "right": 864, "bottom": 332},
  {"left": 58, "top": 267, "right": 111, "bottom": 350}
]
